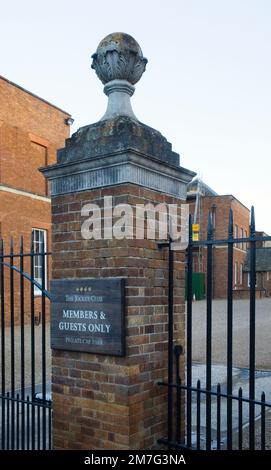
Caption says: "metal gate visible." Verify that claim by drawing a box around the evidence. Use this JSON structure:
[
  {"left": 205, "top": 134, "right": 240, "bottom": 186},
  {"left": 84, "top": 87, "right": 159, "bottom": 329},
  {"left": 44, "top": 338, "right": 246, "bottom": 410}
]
[
  {"left": 0, "top": 237, "right": 52, "bottom": 449},
  {"left": 159, "top": 207, "right": 271, "bottom": 450}
]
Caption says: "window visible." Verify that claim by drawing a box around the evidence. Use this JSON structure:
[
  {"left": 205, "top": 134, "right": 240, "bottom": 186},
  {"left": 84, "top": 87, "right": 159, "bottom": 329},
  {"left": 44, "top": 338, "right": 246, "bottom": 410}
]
[
  {"left": 32, "top": 229, "right": 47, "bottom": 295},
  {"left": 234, "top": 261, "right": 238, "bottom": 286},
  {"left": 240, "top": 264, "right": 243, "bottom": 285},
  {"left": 267, "top": 272, "right": 270, "bottom": 282}
]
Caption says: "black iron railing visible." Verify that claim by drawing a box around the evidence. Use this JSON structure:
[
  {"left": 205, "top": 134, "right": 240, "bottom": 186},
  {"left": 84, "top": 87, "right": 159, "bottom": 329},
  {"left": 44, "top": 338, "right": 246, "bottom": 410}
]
[
  {"left": 0, "top": 236, "right": 51, "bottom": 450},
  {"left": 0, "top": 392, "right": 51, "bottom": 450},
  {"left": 159, "top": 207, "right": 271, "bottom": 450}
]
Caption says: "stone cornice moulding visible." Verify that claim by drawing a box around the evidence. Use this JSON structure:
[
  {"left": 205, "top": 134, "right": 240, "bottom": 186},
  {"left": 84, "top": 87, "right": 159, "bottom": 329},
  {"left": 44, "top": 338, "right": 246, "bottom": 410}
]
[{"left": 41, "top": 151, "right": 195, "bottom": 199}]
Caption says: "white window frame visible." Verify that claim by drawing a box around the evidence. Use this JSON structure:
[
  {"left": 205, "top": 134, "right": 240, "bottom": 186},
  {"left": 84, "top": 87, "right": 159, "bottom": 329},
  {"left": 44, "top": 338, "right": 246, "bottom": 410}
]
[{"left": 32, "top": 228, "right": 47, "bottom": 296}]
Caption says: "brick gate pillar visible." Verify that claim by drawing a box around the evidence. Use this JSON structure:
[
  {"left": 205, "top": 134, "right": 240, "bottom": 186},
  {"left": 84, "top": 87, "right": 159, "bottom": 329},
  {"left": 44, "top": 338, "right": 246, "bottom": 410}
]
[{"left": 42, "top": 32, "right": 195, "bottom": 450}]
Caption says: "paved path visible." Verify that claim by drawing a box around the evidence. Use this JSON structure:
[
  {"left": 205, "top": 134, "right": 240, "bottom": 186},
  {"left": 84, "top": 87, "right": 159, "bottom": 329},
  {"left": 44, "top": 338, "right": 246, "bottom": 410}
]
[
  {"left": 191, "top": 363, "right": 271, "bottom": 449},
  {"left": 190, "top": 298, "right": 271, "bottom": 369},
  {"left": 190, "top": 299, "right": 271, "bottom": 448},
  {"left": 0, "top": 323, "right": 51, "bottom": 391},
  {"left": 1, "top": 299, "right": 270, "bottom": 448}
]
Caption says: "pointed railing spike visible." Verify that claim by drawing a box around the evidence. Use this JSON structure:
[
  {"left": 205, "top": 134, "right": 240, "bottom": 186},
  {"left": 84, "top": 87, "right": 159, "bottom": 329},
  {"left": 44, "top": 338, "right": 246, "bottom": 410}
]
[
  {"left": 30, "top": 230, "right": 34, "bottom": 252},
  {"left": 20, "top": 235, "right": 24, "bottom": 253},
  {"left": 10, "top": 237, "right": 13, "bottom": 254},
  {"left": 250, "top": 206, "right": 255, "bottom": 235},
  {"left": 228, "top": 208, "right": 233, "bottom": 238},
  {"left": 189, "top": 213, "right": 192, "bottom": 242},
  {"left": 207, "top": 211, "right": 213, "bottom": 240}
]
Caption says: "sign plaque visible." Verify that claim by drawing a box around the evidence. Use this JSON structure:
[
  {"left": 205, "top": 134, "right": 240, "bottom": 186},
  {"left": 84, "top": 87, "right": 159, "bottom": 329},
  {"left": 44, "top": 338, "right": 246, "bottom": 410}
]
[{"left": 51, "top": 278, "right": 125, "bottom": 356}]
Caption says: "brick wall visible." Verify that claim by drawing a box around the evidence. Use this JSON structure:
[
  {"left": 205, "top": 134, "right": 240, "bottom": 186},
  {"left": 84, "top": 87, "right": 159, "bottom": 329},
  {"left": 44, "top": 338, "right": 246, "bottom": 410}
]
[
  {"left": 0, "top": 76, "right": 69, "bottom": 145},
  {"left": 0, "top": 190, "right": 52, "bottom": 325},
  {"left": 0, "top": 75, "right": 70, "bottom": 324},
  {"left": 0, "top": 76, "right": 70, "bottom": 195},
  {"left": 51, "top": 184, "right": 185, "bottom": 450}
]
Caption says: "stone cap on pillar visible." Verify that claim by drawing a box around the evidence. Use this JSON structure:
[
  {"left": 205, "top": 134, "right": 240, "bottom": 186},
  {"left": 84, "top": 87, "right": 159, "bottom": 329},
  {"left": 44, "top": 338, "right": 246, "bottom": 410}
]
[
  {"left": 91, "top": 32, "right": 147, "bottom": 122},
  {"left": 41, "top": 33, "right": 196, "bottom": 198}
]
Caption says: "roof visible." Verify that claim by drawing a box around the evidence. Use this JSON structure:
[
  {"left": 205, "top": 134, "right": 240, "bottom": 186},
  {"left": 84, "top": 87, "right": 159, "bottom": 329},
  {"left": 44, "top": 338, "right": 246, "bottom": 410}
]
[
  {"left": 243, "top": 248, "right": 271, "bottom": 272},
  {"left": 0, "top": 74, "right": 71, "bottom": 116},
  {"left": 187, "top": 177, "right": 218, "bottom": 197},
  {"left": 215, "top": 195, "right": 250, "bottom": 212},
  {"left": 187, "top": 187, "right": 250, "bottom": 213}
]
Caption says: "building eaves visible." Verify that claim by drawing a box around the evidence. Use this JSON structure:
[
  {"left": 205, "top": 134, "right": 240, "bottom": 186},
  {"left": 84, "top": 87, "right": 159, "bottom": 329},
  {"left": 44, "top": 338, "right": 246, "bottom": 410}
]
[{"left": 0, "top": 74, "right": 71, "bottom": 116}]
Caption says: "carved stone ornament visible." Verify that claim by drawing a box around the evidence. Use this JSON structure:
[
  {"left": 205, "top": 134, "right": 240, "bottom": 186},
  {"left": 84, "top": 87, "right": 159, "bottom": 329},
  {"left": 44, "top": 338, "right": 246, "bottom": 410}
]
[
  {"left": 91, "top": 32, "right": 148, "bottom": 85},
  {"left": 91, "top": 33, "right": 148, "bottom": 121}
]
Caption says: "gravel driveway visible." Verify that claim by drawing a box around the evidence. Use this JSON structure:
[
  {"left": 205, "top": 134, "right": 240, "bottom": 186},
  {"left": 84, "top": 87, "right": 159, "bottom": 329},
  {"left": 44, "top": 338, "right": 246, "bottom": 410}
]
[
  {"left": 190, "top": 298, "right": 271, "bottom": 370},
  {"left": 1, "top": 323, "right": 51, "bottom": 391}
]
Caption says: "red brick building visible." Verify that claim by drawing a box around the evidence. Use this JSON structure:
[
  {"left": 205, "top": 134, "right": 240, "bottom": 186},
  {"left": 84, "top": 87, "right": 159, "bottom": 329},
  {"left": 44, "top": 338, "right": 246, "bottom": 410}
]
[
  {"left": 186, "top": 178, "right": 250, "bottom": 299},
  {"left": 0, "top": 75, "right": 71, "bottom": 322}
]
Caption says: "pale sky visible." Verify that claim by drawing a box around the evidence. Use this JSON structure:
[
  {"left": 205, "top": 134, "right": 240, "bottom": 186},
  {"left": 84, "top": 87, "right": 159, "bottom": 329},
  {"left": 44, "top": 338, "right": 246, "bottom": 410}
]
[{"left": 1, "top": 0, "right": 271, "bottom": 232}]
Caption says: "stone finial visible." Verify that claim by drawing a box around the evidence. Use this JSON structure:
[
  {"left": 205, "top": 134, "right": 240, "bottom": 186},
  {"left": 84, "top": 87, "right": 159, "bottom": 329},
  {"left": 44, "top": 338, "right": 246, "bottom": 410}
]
[{"left": 91, "top": 32, "right": 148, "bottom": 121}]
